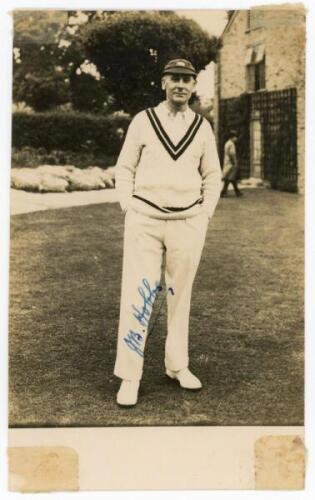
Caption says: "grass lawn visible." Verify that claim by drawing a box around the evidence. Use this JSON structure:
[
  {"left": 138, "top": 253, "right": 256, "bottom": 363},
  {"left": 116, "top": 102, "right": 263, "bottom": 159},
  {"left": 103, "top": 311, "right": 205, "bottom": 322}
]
[{"left": 9, "top": 189, "right": 304, "bottom": 427}]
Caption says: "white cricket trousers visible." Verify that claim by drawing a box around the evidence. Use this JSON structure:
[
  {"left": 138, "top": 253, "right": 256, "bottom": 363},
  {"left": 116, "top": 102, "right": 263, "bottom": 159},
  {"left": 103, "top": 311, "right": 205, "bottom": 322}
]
[{"left": 113, "top": 208, "right": 209, "bottom": 381}]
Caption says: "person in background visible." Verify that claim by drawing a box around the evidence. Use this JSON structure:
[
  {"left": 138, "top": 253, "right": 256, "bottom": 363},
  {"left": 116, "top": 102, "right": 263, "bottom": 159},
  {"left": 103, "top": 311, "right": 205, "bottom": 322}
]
[{"left": 220, "top": 130, "right": 243, "bottom": 197}]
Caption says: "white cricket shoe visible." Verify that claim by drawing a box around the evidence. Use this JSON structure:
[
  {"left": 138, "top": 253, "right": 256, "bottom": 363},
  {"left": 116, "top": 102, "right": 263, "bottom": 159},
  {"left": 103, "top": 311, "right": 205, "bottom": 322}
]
[
  {"left": 116, "top": 380, "right": 140, "bottom": 406},
  {"left": 166, "top": 367, "right": 202, "bottom": 390}
]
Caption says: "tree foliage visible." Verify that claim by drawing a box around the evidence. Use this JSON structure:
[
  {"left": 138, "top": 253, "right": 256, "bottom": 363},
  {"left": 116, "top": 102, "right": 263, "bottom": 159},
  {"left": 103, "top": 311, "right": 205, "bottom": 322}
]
[
  {"left": 13, "top": 11, "right": 115, "bottom": 112},
  {"left": 13, "top": 11, "right": 70, "bottom": 111},
  {"left": 15, "top": 73, "right": 70, "bottom": 111},
  {"left": 82, "top": 11, "right": 219, "bottom": 113},
  {"left": 13, "top": 10, "right": 219, "bottom": 114}
]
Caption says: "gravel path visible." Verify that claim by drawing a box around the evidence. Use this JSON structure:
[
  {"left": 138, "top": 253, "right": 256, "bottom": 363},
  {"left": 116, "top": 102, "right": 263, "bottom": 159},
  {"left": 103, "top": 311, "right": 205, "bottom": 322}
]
[{"left": 10, "top": 188, "right": 119, "bottom": 215}]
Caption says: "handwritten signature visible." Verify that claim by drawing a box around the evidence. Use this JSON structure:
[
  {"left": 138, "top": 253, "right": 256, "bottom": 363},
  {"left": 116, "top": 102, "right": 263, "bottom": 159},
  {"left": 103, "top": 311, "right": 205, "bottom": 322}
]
[
  {"left": 124, "top": 278, "right": 174, "bottom": 357},
  {"left": 124, "top": 330, "right": 145, "bottom": 357},
  {"left": 132, "top": 278, "right": 162, "bottom": 327}
]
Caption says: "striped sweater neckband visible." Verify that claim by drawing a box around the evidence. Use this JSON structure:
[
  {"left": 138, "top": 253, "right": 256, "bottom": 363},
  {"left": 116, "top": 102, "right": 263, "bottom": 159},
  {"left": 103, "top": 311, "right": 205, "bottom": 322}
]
[{"left": 145, "top": 107, "right": 203, "bottom": 161}]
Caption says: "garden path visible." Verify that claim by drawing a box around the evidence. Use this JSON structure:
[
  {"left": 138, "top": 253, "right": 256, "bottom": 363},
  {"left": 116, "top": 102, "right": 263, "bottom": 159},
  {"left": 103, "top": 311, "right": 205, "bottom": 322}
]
[{"left": 10, "top": 188, "right": 119, "bottom": 215}]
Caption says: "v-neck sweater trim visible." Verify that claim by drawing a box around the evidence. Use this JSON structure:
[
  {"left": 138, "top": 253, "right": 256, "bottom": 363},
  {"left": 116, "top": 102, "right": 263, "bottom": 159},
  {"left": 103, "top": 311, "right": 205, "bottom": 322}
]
[{"left": 115, "top": 102, "right": 222, "bottom": 220}]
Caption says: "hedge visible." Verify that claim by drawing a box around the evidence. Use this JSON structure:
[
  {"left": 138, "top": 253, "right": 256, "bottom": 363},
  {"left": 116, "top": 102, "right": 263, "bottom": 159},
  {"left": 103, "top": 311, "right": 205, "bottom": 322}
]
[
  {"left": 12, "top": 111, "right": 131, "bottom": 155},
  {"left": 11, "top": 147, "right": 119, "bottom": 169}
]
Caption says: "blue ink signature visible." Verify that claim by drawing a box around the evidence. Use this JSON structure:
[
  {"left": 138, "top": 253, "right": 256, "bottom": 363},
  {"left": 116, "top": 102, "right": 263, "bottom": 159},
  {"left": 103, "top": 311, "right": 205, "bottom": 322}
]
[
  {"left": 123, "top": 330, "right": 144, "bottom": 357},
  {"left": 123, "top": 278, "right": 175, "bottom": 357},
  {"left": 132, "top": 278, "right": 162, "bottom": 327}
]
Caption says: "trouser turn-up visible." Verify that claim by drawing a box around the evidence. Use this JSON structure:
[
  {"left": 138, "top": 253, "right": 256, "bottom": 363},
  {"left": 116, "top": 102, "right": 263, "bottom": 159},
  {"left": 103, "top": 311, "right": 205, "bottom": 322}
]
[{"left": 113, "top": 208, "right": 209, "bottom": 381}]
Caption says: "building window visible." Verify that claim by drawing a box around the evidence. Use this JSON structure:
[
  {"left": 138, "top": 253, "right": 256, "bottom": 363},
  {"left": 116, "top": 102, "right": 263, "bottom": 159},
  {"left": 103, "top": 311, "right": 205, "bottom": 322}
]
[
  {"left": 246, "top": 10, "right": 265, "bottom": 31},
  {"left": 246, "top": 10, "right": 251, "bottom": 30},
  {"left": 245, "top": 45, "right": 265, "bottom": 92}
]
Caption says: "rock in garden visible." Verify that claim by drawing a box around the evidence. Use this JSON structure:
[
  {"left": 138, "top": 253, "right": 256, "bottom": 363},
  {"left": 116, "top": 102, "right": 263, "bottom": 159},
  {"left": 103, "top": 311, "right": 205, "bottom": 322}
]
[
  {"left": 87, "top": 166, "right": 116, "bottom": 188},
  {"left": 67, "top": 169, "right": 106, "bottom": 191},
  {"left": 11, "top": 169, "right": 42, "bottom": 192},
  {"left": 11, "top": 164, "right": 116, "bottom": 192},
  {"left": 37, "top": 165, "right": 75, "bottom": 179},
  {"left": 39, "top": 174, "right": 69, "bottom": 193}
]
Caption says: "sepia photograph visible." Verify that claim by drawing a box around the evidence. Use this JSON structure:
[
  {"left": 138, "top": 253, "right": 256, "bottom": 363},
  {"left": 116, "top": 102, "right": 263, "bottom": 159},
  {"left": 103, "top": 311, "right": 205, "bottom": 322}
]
[
  {"left": 9, "top": 5, "right": 305, "bottom": 427},
  {"left": 5, "top": 2, "right": 307, "bottom": 491}
]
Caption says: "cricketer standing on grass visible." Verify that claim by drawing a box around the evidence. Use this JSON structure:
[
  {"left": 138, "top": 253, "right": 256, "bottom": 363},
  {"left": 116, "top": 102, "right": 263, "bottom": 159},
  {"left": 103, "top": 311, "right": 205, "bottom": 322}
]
[{"left": 113, "top": 59, "right": 222, "bottom": 406}]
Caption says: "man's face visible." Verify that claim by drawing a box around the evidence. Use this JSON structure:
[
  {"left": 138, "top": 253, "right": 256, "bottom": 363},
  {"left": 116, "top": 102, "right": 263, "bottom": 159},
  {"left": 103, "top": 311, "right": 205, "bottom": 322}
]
[{"left": 161, "top": 74, "right": 196, "bottom": 106}]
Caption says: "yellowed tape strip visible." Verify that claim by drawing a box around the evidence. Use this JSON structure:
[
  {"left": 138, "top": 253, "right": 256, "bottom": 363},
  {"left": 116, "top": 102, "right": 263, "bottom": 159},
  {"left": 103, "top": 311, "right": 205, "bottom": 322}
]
[
  {"left": 255, "top": 435, "right": 305, "bottom": 490},
  {"left": 8, "top": 446, "right": 79, "bottom": 492}
]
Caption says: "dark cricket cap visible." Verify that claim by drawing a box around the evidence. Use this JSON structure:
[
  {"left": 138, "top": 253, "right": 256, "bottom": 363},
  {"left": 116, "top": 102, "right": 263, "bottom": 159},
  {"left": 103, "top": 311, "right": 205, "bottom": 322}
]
[{"left": 162, "top": 58, "right": 197, "bottom": 77}]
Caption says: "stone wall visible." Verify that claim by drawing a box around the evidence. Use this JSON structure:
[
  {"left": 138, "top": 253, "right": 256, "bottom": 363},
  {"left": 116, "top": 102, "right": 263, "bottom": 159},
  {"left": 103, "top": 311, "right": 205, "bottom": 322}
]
[
  {"left": 214, "top": 7, "right": 305, "bottom": 192},
  {"left": 217, "top": 11, "right": 249, "bottom": 100}
]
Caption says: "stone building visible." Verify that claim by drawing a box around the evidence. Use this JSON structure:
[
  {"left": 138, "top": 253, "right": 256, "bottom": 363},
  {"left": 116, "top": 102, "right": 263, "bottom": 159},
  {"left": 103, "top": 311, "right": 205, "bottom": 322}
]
[{"left": 213, "top": 7, "right": 305, "bottom": 192}]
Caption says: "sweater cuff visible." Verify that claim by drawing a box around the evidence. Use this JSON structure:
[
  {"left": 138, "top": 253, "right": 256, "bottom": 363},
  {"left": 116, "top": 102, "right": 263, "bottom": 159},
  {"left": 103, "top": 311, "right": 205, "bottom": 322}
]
[
  {"left": 201, "top": 202, "right": 215, "bottom": 219},
  {"left": 119, "top": 195, "right": 133, "bottom": 213}
]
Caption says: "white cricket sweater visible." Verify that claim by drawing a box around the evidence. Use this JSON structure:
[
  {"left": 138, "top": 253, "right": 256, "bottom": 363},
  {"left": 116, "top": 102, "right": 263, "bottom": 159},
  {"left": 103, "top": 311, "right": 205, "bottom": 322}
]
[{"left": 115, "top": 101, "right": 222, "bottom": 220}]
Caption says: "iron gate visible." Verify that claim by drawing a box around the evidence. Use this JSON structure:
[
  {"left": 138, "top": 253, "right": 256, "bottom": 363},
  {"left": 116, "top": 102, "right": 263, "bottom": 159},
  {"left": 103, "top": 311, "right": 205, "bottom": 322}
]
[
  {"left": 219, "top": 88, "right": 298, "bottom": 192},
  {"left": 218, "top": 93, "right": 251, "bottom": 180}
]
